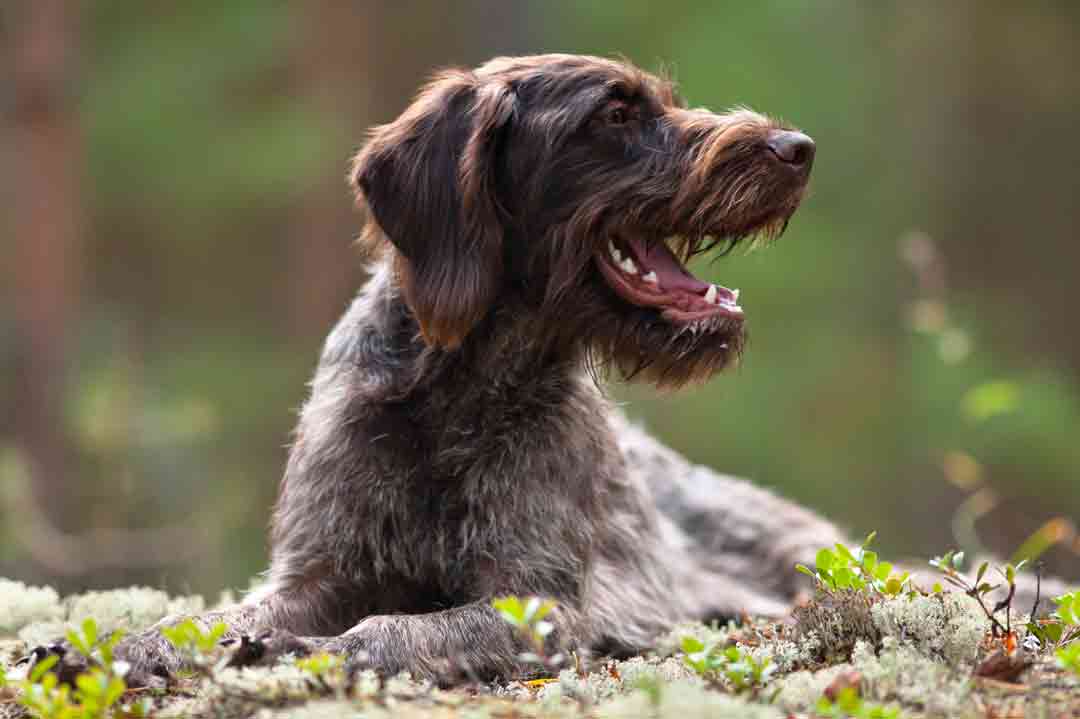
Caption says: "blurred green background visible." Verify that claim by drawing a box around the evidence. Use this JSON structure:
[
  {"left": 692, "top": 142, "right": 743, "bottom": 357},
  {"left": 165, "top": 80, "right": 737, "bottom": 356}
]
[{"left": 3, "top": 1, "right": 1079, "bottom": 596}]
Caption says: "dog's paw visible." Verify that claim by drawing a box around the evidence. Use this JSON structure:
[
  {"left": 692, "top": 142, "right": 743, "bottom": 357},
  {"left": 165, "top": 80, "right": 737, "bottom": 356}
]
[{"left": 223, "top": 629, "right": 315, "bottom": 668}]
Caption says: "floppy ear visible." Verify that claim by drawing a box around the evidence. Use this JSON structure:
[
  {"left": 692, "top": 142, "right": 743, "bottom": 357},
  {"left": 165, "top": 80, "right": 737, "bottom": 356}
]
[{"left": 351, "top": 71, "right": 516, "bottom": 349}]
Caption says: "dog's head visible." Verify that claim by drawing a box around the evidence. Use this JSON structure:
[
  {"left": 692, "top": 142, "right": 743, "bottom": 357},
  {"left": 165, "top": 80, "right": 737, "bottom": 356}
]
[{"left": 351, "top": 54, "right": 813, "bottom": 387}]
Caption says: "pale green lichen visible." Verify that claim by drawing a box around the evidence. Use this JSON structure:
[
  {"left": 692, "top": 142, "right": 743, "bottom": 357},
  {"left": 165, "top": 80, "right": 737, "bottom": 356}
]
[
  {"left": 852, "top": 637, "right": 975, "bottom": 718},
  {"left": 66, "top": 586, "right": 205, "bottom": 633},
  {"left": 0, "top": 579, "right": 63, "bottom": 633},
  {"left": 739, "top": 629, "right": 822, "bottom": 673},
  {"left": 870, "top": 592, "right": 987, "bottom": 667},
  {"left": 543, "top": 656, "right": 695, "bottom": 704},
  {"left": 656, "top": 620, "right": 741, "bottom": 656},
  {"left": 772, "top": 663, "right": 858, "bottom": 713},
  {"left": 596, "top": 680, "right": 782, "bottom": 719},
  {"left": 4, "top": 580, "right": 206, "bottom": 648}
]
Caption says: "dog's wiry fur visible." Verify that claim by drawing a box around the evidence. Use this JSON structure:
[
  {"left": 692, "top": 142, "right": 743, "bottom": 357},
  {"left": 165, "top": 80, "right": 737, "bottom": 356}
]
[{"left": 41, "top": 54, "right": 848, "bottom": 684}]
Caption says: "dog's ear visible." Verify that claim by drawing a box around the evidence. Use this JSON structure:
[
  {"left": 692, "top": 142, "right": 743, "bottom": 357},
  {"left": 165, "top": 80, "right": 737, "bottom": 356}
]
[{"left": 351, "top": 71, "right": 516, "bottom": 349}]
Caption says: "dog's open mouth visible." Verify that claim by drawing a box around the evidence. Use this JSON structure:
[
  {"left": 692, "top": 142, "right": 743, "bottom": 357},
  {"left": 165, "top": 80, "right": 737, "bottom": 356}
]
[{"left": 594, "top": 234, "right": 743, "bottom": 323}]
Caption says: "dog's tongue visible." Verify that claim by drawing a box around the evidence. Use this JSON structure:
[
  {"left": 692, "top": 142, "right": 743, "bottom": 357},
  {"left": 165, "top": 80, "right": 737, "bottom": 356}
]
[{"left": 626, "top": 237, "right": 710, "bottom": 294}]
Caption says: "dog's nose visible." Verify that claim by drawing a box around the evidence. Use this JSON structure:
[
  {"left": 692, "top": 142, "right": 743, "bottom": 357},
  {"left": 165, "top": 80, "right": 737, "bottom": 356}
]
[{"left": 766, "top": 130, "right": 815, "bottom": 168}]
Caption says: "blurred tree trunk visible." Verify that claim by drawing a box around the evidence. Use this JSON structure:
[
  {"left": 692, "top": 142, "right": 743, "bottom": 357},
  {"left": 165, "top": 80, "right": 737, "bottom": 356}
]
[
  {"left": 287, "top": 1, "right": 529, "bottom": 339},
  {"left": 8, "top": 1, "right": 83, "bottom": 540},
  {"left": 288, "top": 1, "right": 381, "bottom": 339}
]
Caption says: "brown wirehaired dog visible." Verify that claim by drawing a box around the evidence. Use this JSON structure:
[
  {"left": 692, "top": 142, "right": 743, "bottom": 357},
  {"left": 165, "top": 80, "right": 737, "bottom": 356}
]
[{"left": 33, "top": 53, "right": 845, "bottom": 684}]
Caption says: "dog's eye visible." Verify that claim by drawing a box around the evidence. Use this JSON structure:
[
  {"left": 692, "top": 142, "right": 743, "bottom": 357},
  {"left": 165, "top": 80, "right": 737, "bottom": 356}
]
[{"left": 606, "top": 105, "right": 629, "bottom": 126}]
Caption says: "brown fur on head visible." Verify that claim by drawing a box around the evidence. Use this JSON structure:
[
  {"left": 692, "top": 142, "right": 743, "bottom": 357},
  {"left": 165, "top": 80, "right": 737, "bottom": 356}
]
[{"left": 350, "top": 54, "right": 814, "bottom": 387}]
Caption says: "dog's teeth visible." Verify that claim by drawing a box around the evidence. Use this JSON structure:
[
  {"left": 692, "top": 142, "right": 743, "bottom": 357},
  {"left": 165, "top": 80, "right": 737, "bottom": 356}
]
[
  {"left": 620, "top": 257, "right": 638, "bottom": 275},
  {"left": 704, "top": 284, "right": 718, "bottom": 305},
  {"left": 608, "top": 240, "right": 622, "bottom": 262},
  {"left": 642, "top": 271, "right": 659, "bottom": 285},
  {"left": 732, "top": 288, "right": 740, "bottom": 301}
]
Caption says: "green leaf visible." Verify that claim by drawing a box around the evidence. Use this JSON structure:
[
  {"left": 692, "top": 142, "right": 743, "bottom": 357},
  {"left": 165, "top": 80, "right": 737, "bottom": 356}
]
[
  {"left": 1029, "top": 620, "right": 1063, "bottom": 644},
  {"left": 874, "top": 562, "right": 893, "bottom": 582},
  {"left": 834, "top": 543, "right": 856, "bottom": 563},
  {"left": 29, "top": 654, "right": 59, "bottom": 683},
  {"left": 833, "top": 567, "right": 854, "bottom": 589},
  {"left": 861, "top": 551, "right": 878, "bottom": 574},
  {"left": 976, "top": 561, "right": 989, "bottom": 584},
  {"left": 795, "top": 563, "right": 815, "bottom": 578},
  {"left": 492, "top": 596, "right": 525, "bottom": 625},
  {"left": 75, "top": 673, "right": 100, "bottom": 695},
  {"left": 104, "top": 676, "right": 126, "bottom": 706},
  {"left": 82, "top": 618, "right": 99, "bottom": 648},
  {"left": 681, "top": 636, "right": 705, "bottom": 654},
  {"left": 816, "top": 548, "right": 836, "bottom": 572}
]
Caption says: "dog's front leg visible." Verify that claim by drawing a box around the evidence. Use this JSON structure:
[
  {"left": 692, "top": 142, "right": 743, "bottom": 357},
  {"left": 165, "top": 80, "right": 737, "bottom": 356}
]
[{"left": 318, "top": 600, "right": 566, "bottom": 682}]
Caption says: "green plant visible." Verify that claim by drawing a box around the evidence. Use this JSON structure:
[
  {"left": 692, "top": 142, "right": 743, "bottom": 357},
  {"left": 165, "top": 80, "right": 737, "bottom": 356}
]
[
  {"left": 161, "top": 619, "right": 228, "bottom": 671},
  {"left": 680, "top": 637, "right": 776, "bottom": 693},
  {"left": 492, "top": 596, "right": 564, "bottom": 673},
  {"left": 815, "top": 687, "right": 902, "bottom": 719},
  {"left": 1056, "top": 640, "right": 1080, "bottom": 677},
  {"left": 1052, "top": 590, "right": 1080, "bottom": 627},
  {"left": 296, "top": 652, "right": 347, "bottom": 697},
  {"left": 1025, "top": 588, "right": 1080, "bottom": 675},
  {"left": 14, "top": 619, "right": 149, "bottom": 719},
  {"left": 796, "top": 533, "right": 910, "bottom": 597},
  {"left": 931, "top": 552, "right": 1024, "bottom": 640}
]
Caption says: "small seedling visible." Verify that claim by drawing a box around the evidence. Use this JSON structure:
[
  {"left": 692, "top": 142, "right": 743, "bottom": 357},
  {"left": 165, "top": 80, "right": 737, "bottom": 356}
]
[
  {"left": 296, "top": 652, "right": 347, "bottom": 697},
  {"left": 162, "top": 619, "right": 228, "bottom": 670},
  {"left": 492, "top": 596, "right": 565, "bottom": 673},
  {"left": 680, "top": 637, "right": 776, "bottom": 693},
  {"left": 797, "top": 532, "right": 910, "bottom": 597},
  {"left": 14, "top": 619, "right": 137, "bottom": 719},
  {"left": 1024, "top": 588, "right": 1080, "bottom": 676},
  {"left": 931, "top": 553, "right": 1025, "bottom": 640}
]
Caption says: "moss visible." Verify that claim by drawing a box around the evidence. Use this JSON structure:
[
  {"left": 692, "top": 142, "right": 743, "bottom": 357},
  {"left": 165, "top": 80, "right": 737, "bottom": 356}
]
[
  {"left": 792, "top": 589, "right": 882, "bottom": 661},
  {"left": 0, "top": 579, "right": 63, "bottom": 634}
]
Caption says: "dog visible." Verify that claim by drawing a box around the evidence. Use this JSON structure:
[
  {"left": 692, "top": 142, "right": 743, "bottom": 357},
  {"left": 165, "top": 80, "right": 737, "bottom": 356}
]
[{"left": 33, "top": 53, "right": 846, "bottom": 684}]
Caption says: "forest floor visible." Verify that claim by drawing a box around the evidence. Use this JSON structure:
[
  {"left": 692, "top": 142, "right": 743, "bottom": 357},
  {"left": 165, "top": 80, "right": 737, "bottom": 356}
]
[{"left": 1, "top": 577, "right": 1078, "bottom": 719}]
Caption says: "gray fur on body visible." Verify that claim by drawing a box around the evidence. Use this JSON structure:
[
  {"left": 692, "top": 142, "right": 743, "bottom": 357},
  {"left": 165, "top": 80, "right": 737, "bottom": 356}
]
[
  {"left": 109, "top": 52, "right": 842, "bottom": 683},
  {"left": 114, "top": 261, "right": 842, "bottom": 684}
]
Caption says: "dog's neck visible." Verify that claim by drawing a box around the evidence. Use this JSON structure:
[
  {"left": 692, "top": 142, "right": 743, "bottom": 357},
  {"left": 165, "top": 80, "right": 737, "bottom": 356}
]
[{"left": 330, "top": 258, "right": 592, "bottom": 408}]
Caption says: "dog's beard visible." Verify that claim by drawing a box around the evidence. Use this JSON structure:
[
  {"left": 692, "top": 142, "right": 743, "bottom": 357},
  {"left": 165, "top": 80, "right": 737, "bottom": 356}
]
[{"left": 535, "top": 262, "right": 745, "bottom": 390}]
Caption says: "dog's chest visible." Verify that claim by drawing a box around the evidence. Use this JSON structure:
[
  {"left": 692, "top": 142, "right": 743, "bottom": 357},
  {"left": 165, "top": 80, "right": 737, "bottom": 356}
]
[{"left": 360, "top": 377, "right": 620, "bottom": 590}]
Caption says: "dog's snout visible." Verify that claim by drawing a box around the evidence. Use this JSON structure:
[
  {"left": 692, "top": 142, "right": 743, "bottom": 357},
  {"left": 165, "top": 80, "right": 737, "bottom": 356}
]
[{"left": 766, "top": 130, "right": 815, "bottom": 168}]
